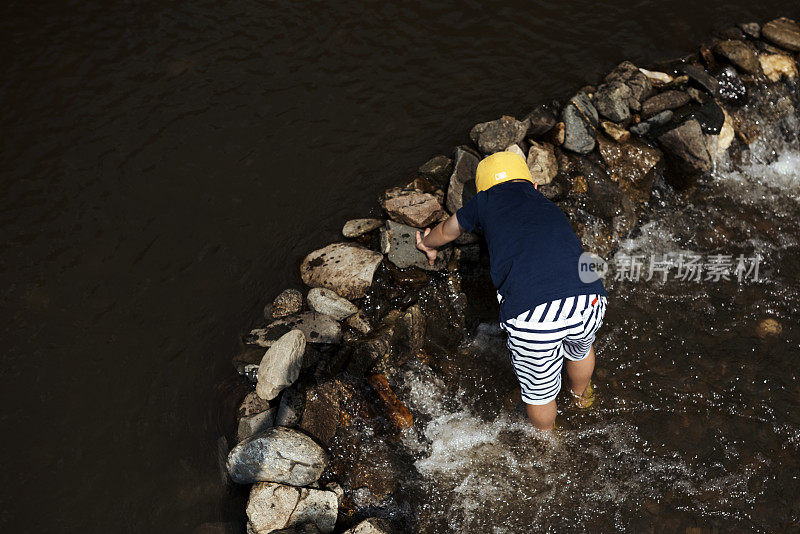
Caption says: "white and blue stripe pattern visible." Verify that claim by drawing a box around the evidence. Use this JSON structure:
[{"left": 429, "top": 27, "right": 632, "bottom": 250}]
[{"left": 500, "top": 294, "right": 607, "bottom": 405}]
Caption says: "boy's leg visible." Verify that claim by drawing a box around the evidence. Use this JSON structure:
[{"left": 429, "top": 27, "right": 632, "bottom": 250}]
[
  {"left": 525, "top": 400, "right": 557, "bottom": 431},
  {"left": 565, "top": 344, "right": 595, "bottom": 398}
]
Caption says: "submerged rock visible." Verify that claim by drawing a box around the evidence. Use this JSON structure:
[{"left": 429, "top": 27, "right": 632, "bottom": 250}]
[
  {"left": 657, "top": 119, "right": 712, "bottom": 176},
  {"left": 246, "top": 482, "right": 337, "bottom": 534},
  {"left": 445, "top": 146, "right": 480, "bottom": 213},
  {"left": 596, "top": 135, "right": 662, "bottom": 203},
  {"left": 379, "top": 188, "right": 444, "bottom": 228},
  {"left": 759, "top": 54, "right": 798, "bottom": 82},
  {"left": 367, "top": 373, "right": 413, "bottom": 430},
  {"left": 246, "top": 312, "right": 342, "bottom": 348},
  {"left": 641, "top": 90, "right": 690, "bottom": 119},
  {"left": 256, "top": 330, "right": 306, "bottom": 401},
  {"left": 593, "top": 81, "right": 632, "bottom": 122},
  {"left": 345, "top": 310, "right": 372, "bottom": 335},
  {"left": 343, "top": 518, "right": 393, "bottom": 534},
  {"left": 756, "top": 318, "right": 783, "bottom": 338},
  {"left": 380, "top": 220, "right": 452, "bottom": 271},
  {"left": 561, "top": 92, "right": 599, "bottom": 154},
  {"left": 762, "top": 17, "right": 800, "bottom": 52},
  {"left": 307, "top": 288, "right": 358, "bottom": 321},
  {"left": 300, "top": 243, "right": 383, "bottom": 300},
  {"left": 712, "top": 40, "right": 761, "bottom": 74},
  {"left": 469, "top": 115, "right": 528, "bottom": 154},
  {"left": 226, "top": 427, "right": 328, "bottom": 485},
  {"left": 272, "top": 289, "right": 303, "bottom": 319},
  {"left": 526, "top": 141, "right": 558, "bottom": 185},
  {"left": 342, "top": 218, "right": 384, "bottom": 238}
]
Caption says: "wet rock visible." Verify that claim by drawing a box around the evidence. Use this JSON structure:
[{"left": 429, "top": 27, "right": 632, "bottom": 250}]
[
  {"left": 379, "top": 188, "right": 444, "bottom": 228},
  {"left": 343, "top": 518, "right": 393, "bottom": 534},
  {"left": 596, "top": 135, "right": 662, "bottom": 203},
  {"left": 246, "top": 482, "right": 337, "bottom": 534},
  {"left": 524, "top": 106, "right": 557, "bottom": 137},
  {"left": 226, "top": 426, "right": 328, "bottom": 485},
  {"left": 345, "top": 310, "right": 372, "bottom": 335},
  {"left": 641, "top": 90, "right": 691, "bottom": 119},
  {"left": 639, "top": 68, "right": 673, "bottom": 84},
  {"left": 246, "top": 312, "right": 342, "bottom": 348},
  {"left": 712, "top": 40, "right": 760, "bottom": 74},
  {"left": 707, "top": 107, "right": 734, "bottom": 161},
  {"left": 307, "top": 288, "right": 358, "bottom": 321},
  {"left": 238, "top": 409, "right": 276, "bottom": 443},
  {"left": 600, "top": 121, "right": 630, "bottom": 143},
  {"left": 716, "top": 66, "right": 747, "bottom": 105},
  {"left": 380, "top": 220, "right": 452, "bottom": 271},
  {"left": 255, "top": 330, "right": 306, "bottom": 400},
  {"left": 274, "top": 382, "right": 305, "bottom": 427},
  {"left": 686, "top": 86, "right": 707, "bottom": 104},
  {"left": 657, "top": 119, "right": 712, "bottom": 175},
  {"left": 445, "top": 146, "right": 479, "bottom": 213},
  {"left": 688, "top": 99, "right": 726, "bottom": 135},
  {"left": 272, "top": 289, "right": 303, "bottom": 319},
  {"left": 756, "top": 318, "right": 783, "bottom": 338},
  {"left": 738, "top": 22, "right": 760, "bottom": 39},
  {"left": 418, "top": 155, "right": 453, "bottom": 188},
  {"left": 367, "top": 374, "right": 413, "bottom": 431},
  {"left": 762, "top": 17, "right": 800, "bottom": 52},
  {"left": 759, "top": 54, "right": 798, "bottom": 82},
  {"left": 239, "top": 391, "right": 273, "bottom": 419},
  {"left": 604, "top": 61, "right": 652, "bottom": 103},
  {"left": 630, "top": 110, "right": 673, "bottom": 136},
  {"left": 593, "top": 81, "right": 632, "bottom": 122},
  {"left": 347, "top": 325, "right": 394, "bottom": 377},
  {"left": 469, "top": 115, "right": 528, "bottom": 154},
  {"left": 549, "top": 121, "right": 566, "bottom": 146},
  {"left": 300, "top": 243, "right": 383, "bottom": 300},
  {"left": 342, "top": 219, "right": 384, "bottom": 239},
  {"left": 681, "top": 64, "right": 719, "bottom": 96},
  {"left": 299, "top": 379, "right": 347, "bottom": 446},
  {"left": 584, "top": 169, "right": 624, "bottom": 218},
  {"left": 561, "top": 92, "right": 598, "bottom": 154},
  {"left": 526, "top": 141, "right": 558, "bottom": 185}
]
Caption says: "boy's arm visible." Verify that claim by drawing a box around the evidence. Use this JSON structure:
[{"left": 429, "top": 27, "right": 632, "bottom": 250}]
[{"left": 415, "top": 215, "right": 465, "bottom": 266}]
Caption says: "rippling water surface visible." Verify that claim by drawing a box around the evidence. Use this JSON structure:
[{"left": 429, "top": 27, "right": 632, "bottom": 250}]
[{"left": 1, "top": 1, "right": 798, "bottom": 532}]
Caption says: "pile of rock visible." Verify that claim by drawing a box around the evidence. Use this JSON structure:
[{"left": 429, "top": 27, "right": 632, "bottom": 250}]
[{"left": 224, "top": 16, "right": 800, "bottom": 533}]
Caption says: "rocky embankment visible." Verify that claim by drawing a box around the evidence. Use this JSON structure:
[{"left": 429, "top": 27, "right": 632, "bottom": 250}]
[{"left": 223, "top": 17, "right": 800, "bottom": 534}]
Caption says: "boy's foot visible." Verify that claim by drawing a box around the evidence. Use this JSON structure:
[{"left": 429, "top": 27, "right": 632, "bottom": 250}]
[{"left": 571, "top": 381, "right": 596, "bottom": 409}]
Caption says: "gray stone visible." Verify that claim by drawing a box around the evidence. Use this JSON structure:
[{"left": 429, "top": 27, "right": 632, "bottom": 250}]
[
  {"left": 380, "top": 220, "right": 451, "bottom": 271},
  {"left": 226, "top": 427, "right": 328, "bottom": 485},
  {"left": 524, "top": 106, "right": 557, "bottom": 137},
  {"left": 299, "top": 243, "right": 383, "bottom": 300},
  {"left": 561, "top": 92, "right": 598, "bottom": 154},
  {"left": 469, "top": 115, "right": 528, "bottom": 154},
  {"left": 343, "top": 518, "right": 394, "bottom": 534},
  {"left": 657, "top": 119, "right": 712, "bottom": 174},
  {"left": 762, "top": 17, "right": 800, "bottom": 52},
  {"left": 604, "top": 61, "right": 652, "bottom": 103},
  {"left": 237, "top": 408, "right": 276, "bottom": 442},
  {"left": 630, "top": 110, "right": 673, "bottom": 136},
  {"left": 272, "top": 289, "right": 303, "bottom": 318},
  {"left": 255, "top": 330, "right": 306, "bottom": 400},
  {"left": 641, "top": 90, "right": 691, "bottom": 119},
  {"left": 379, "top": 188, "right": 444, "bottom": 228},
  {"left": 445, "top": 146, "right": 479, "bottom": 213},
  {"left": 712, "top": 40, "right": 761, "bottom": 74},
  {"left": 342, "top": 218, "right": 383, "bottom": 238},
  {"left": 593, "top": 81, "right": 632, "bottom": 122},
  {"left": 526, "top": 142, "right": 558, "bottom": 185},
  {"left": 246, "top": 312, "right": 342, "bottom": 348},
  {"left": 505, "top": 144, "right": 525, "bottom": 158},
  {"left": 238, "top": 390, "right": 272, "bottom": 419},
  {"left": 275, "top": 383, "right": 305, "bottom": 427},
  {"left": 681, "top": 64, "right": 719, "bottom": 96},
  {"left": 246, "top": 482, "right": 337, "bottom": 534},
  {"left": 307, "top": 287, "right": 358, "bottom": 321},
  {"left": 738, "top": 22, "right": 760, "bottom": 39},
  {"left": 419, "top": 154, "right": 453, "bottom": 176}
]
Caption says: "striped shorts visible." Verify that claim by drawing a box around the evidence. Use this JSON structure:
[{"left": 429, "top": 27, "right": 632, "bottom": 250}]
[{"left": 500, "top": 294, "right": 607, "bottom": 405}]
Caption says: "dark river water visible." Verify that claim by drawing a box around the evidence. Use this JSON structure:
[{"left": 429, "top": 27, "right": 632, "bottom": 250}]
[{"left": 1, "top": 1, "right": 798, "bottom": 532}]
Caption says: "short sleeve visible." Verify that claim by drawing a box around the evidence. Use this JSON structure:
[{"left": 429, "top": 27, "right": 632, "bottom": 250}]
[{"left": 455, "top": 194, "right": 480, "bottom": 233}]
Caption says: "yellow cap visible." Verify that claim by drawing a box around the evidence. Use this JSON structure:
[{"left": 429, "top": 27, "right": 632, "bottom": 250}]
[{"left": 475, "top": 151, "right": 534, "bottom": 193}]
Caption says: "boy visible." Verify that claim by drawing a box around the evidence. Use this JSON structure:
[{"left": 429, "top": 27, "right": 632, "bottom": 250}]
[{"left": 415, "top": 151, "right": 607, "bottom": 431}]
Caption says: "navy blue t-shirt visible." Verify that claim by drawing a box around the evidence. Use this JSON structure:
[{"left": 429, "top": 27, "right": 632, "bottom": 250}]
[{"left": 456, "top": 181, "right": 606, "bottom": 321}]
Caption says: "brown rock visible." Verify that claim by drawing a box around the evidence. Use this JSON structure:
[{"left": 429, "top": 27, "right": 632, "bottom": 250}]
[
  {"left": 759, "top": 54, "right": 798, "bottom": 82},
  {"left": 762, "top": 17, "right": 800, "bottom": 52},
  {"left": 238, "top": 391, "right": 273, "bottom": 420},
  {"left": 526, "top": 142, "right": 558, "bottom": 185},
  {"left": 712, "top": 40, "right": 761, "bottom": 74},
  {"left": 298, "top": 379, "right": 347, "bottom": 446},
  {"left": 300, "top": 243, "right": 383, "bottom": 300},
  {"left": 272, "top": 289, "right": 303, "bottom": 318},
  {"left": 549, "top": 121, "right": 566, "bottom": 146},
  {"left": 524, "top": 106, "right": 557, "bottom": 137},
  {"left": 596, "top": 135, "right": 662, "bottom": 202},
  {"left": 641, "top": 90, "right": 691, "bottom": 119},
  {"left": 367, "top": 374, "right": 414, "bottom": 430},
  {"left": 756, "top": 318, "right": 782, "bottom": 338},
  {"left": 657, "top": 119, "right": 713, "bottom": 175},
  {"left": 379, "top": 188, "right": 444, "bottom": 228},
  {"left": 600, "top": 121, "right": 631, "bottom": 143}
]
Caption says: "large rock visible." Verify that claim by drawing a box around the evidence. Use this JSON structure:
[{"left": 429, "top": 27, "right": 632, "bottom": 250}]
[
  {"left": 759, "top": 54, "right": 798, "bottom": 82},
  {"left": 246, "top": 312, "right": 342, "bottom": 348},
  {"left": 379, "top": 188, "right": 444, "bottom": 228},
  {"left": 526, "top": 142, "right": 558, "bottom": 185},
  {"left": 469, "top": 115, "right": 528, "bottom": 154},
  {"left": 593, "top": 81, "right": 632, "bottom": 122},
  {"left": 226, "top": 427, "right": 328, "bottom": 485},
  {"left": 561, "top": 92, "right": 598, "bottom": 154},
  {"left": 380, "top": 220, "right": 451, "bottom": 271},
  {"left": 418, "top": 155, "right": 453, "bottom": 188},
  {"left": 657, "top": 119, "right": 712, "bottom": 175},
  {"left": 604, "top": 61, "right": 652, "bottom": 103},
  {"left": 300, "top": 243, "right": 382, "bottom": 300},
  {"left": 255, "top": 330, "right": 306, "bottom": 400},
  {"left": 307, "top": 287, "right": 357, "bottom": 321},
  {"left": 641, "top": 90, "right": 690, "bottom": 119},
  {"left": 271, "top": 289, "right": 303, "bottom": 319},
  {"left": 524, "top": 106, "right": 557, "bottom": 137},
  {"left": 445, "top": 147, "right": 479, "bottom": 213},
  {"left": 596, "top": 135, "right": 662, "bottom": 204},
  {"left": 343, "top": 518, "right": 393, "bottom": 534},
  {"left": 712, "top": 40, "right": 760, "bottom": 74},
  {"left": 342, "top": 218, "right": 383, "bottom": 238},
  {"left": 247, "top": 482, "right": 337, "bottom": 534},
  {"left": 762, "top": 17, "right": 800, "bottom": 52},
  {"left": 298, "top": 379, "right": 347, "bottom": 446}
]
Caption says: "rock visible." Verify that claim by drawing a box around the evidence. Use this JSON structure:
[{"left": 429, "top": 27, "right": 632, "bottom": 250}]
[
  {"left": 345, "top": 310, "right": 372, "bottom": 335},
  {"left": 226, "top": 427, "right": 328, "bottom": 485},
  {"left": 239, "top": 391, "right": 273, "bottom": 419},
  {"left": 272, "top": 524, "right": 322, "bottom": 534},
  {"left": 469, "top": 115, "right": 528, "bottom": 154},
  {"left": 445, "top": 146, "right": 479, "bottom": 213},
  {"left": 347, "top": 325, "right": 394, "bottom": 377},
  {"left": 298, "top": 379, "right": 347, "bottom": 446},
  {"left": 526, "top": 142, "right": 558, "bottom": 185},
  {"left": 639, "top": 68, "right": 673, "bottom": 84},
  {"left": 300, "top": 243, "right": 383, "bottom": 300},
  {"left": 681, "top": 64, "right": 719, "bottom": 96},
  {"left": 717, "top": 26, "right": 746, "bottom": 41},
  {"left": 307, "top": 288, "right": 358, "bottom": 321},
  {"left": 549, "top": 121, "right": 566, "bottom": 145},
  {"left": 505, "top": 144, "right": 525, "bottom": 158},
  {"left": 367, "top": 374, "right": 414, "bottom": 430},
  {"left": 275, "top": 383, "right": 305, "bottom": 427},
  {"left": 380, "top": 220, "right": 451, "bottom": 271},
  {"left": 379, "top": 188, "right": 444, "bottom": 228},
  {"left": 524, "top": 106, "right": 557, "bottom": 137},
  {"left": 343, "top": 518, "right": 394, "bottom": 534},
  {"left": 238, "top": 409, "right": 276, "bottom": 442},
  {"left": 561, "top": 92, "right": 599, "bottom": 154},
  {"left": 596, "top": 135, "right": 662, "bottom": 202},
  {"left": 272, "top": 289, "right": 303, "bottom": 319},
  {"left": 717, "top": 66, "right": 747, "bottom": 104},
  {"left": 687, "top": 86, "right": 707, "bottom": 104},
  {"left": 756, "top": 318, "right": 783, "bottom": 338},
  {"left": 738, "top": 22, "right": 760, "bottom": 39},
  {"left": 583, "top": 166, "right": 624, "bottom": 219},
  {"left": 688, "top": 99, "right": 726, "bottom": 135},
  {"left": 233, "top": 346, "right": 268, "bottom": 375},
  {"left": 762, "top": 17, "right": 800, "bottom": 52},
  {"left": 712, "top": 40, "right": 760, "bottom": 74},
  {"left": 604, "top": 61, "right": 652, "bottom": 103},
  {"left": 707, "top": 107, "right": 734, "bottom": 161},
  {"left": 325, "top": 482, "right": 344, "bottom": 504},
  {"left": 630, "top": 110, "right": 673, "bottom": 137},
  {"left": 600, "top": 121, "right": 630, "bottom": 143},
  {"left": 593, "top": 81, "right": 632, "bottom": 122},
  {"left": 657, "top": 119, "right": 712, "bottom": 175},
  {"left": 641, "top": 90, "right": 691, "bottom": 119},
  {"left": 418, "top": 154, "right": 453, "bottom": 186},
  {"left": 246, "top": 312, "right": 342, "bottom": 348},
  {"left": 246, "top": 482, "right": 337, "bottom": 534},
  {"left": 342, "top": 219, "right": 384, "bottom": 238},
  {"left": 759, "top": 54, "right": 798, "bottom": 82},
  {"left": 255, "top": 330, "right": 306, "bottom": 400}
]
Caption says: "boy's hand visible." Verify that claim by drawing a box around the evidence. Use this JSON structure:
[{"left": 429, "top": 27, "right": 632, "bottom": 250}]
[{"left": 416, "top": 228, "right": 437, "bottom": 266}]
